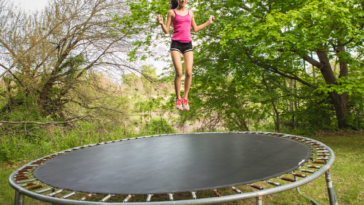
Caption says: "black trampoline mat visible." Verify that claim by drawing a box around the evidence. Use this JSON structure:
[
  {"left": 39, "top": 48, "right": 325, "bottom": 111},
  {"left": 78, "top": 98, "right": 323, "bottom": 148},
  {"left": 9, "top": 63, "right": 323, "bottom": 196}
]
[{"left": 33, "top": 133, "right": 312, "bottom": 194}]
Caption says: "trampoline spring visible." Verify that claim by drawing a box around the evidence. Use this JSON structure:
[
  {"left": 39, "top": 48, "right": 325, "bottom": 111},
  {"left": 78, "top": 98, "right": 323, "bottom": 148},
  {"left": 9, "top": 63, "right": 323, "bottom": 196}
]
[
  {"left": 62, "top": 192, "right": 76, "bottom": 199},
  {"left": 28, "top": 185, "right": 43, "bottom": 191},
  {"left": 307, "top": 165, "right": 321, "bottom": 169},
  {"left": 249, "top": 184, "right": 264, "bottom": 190},
  {"left": 213, "top": 189, "right": 221, "bottom": 197},
  {"left": 146, "top": 194, "right": 154, "bottom": 202},
  {"left": 15, "top": 174, "right": 27, "bottom": 178},
  {"left": 301, "top": 169, "right": 315, "bottom": 174},
  {"left": 100, "top": 194, "right": 114, "bottom": 202},
  {"left": 123, "top": 195, "right": 132, "bottom": 203},
  {"left": 80, "top": 193, "right": 92, "bottom": 201},
  {"left": 317, "top": 153, "right": 330, "bottom": 156},
  {"left": 313, "top": 161, "right": 326, "bottom": 164},
  {"left": 317, "top": 150, "right": 329, "bottom": 153},
  {"left": 48, "top": 189, "right": 63, "bottom": 196},
  {"left": 36, "top": 187, "right": 52, "bottom": 194},
  {"left": 293, "top": 173, "right": 306, "bottom": 178},
  {"left": 21, "top": 182, "right": 37, "bottom": 187},
  {"left": 278, "top": 134, "right": 284, "bottom": 136},
  {"left": 16, "top": 176, "right": 29, "bottom": 181},
  {"left": 168, "top": 193, "right": 174, "bottom": 201},
  {"left": 65, "top": 149, "right": 72, "bottom": 152},
  {"left": 191, "top": 191, "right": 197, "bottom": 199},
  {"left": 298, "top": 159, "right": 306, "bottom": 165},
  {"left": 17, "top": 179, "right": 35, "bottom": 184},
  {"left": 281, "top": 177, "right": 295, "bottom": 182},
  {"left": 267, "top": 181, "right": 281, "bottom": 186},
  {"left": 232, "top": 186, "right": 242, "bottom": 194},
  {"left": 317, "top": 148, "right": 327, "bottom": 150},
  {"left": 317, "top": 157, "right": 329, "bottom": 160}
]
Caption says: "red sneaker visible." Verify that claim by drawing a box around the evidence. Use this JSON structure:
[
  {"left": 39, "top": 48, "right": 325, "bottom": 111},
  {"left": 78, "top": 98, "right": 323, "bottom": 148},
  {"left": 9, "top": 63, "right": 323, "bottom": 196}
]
[
  {"left": 175, "top": 99, "right": 183, "bottom": 110},
  {"left": 182, "top": 98, "right": 190, "bottom": 111}
]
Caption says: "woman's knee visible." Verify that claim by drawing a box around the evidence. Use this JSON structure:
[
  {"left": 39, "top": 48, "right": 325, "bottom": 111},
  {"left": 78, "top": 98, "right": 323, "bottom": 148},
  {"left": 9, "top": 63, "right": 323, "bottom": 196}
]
[
  {"left": 175, "top": 71, "right": 183, "bottom": 78},
  {"left": 185, "top": 71, "right": 192, "bottom": 78}
]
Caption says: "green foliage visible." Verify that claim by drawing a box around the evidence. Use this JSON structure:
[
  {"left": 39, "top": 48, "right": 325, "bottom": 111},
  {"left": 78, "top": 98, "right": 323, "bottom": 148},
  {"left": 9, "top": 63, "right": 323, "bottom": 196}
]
[
  {"left": 0, "top": 122, "right": 130, "bottom": 163},
  {"left": 140, "top": 118, "right": 175, "bottom": 135}
]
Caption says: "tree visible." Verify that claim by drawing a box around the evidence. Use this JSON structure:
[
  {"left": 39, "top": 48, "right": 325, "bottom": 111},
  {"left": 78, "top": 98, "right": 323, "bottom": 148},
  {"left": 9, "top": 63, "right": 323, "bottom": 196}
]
[
  {"left": 216, "top": 0, "right": 364, "bottom": 129},
  {"left": 0, "top": 0, "right": 144, "bottom": 119}
]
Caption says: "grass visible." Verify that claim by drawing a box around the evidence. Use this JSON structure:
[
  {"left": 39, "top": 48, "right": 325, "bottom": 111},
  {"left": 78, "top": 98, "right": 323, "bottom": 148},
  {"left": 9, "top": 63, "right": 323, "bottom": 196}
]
[{"left": 1, "top": 130, "right": 363, "bottom": 205}]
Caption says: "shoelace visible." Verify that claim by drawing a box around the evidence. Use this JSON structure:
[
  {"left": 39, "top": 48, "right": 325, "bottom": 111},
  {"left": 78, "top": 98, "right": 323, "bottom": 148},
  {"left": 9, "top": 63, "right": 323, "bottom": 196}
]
[
  {"left": 182, "top": 99, "right": 191, "bottom": 105},
  {"left": 175, "top": 99, "right": 182, "bottom": 105}
]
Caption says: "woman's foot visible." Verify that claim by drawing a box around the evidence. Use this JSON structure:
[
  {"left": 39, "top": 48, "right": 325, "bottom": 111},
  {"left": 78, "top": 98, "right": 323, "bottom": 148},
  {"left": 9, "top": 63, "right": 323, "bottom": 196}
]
[
  {"left": 175, "top": 99, "right": 183, "bottom": 110},
  {"left": 182, "top": 98, "right": 190, "bottom": 111}
]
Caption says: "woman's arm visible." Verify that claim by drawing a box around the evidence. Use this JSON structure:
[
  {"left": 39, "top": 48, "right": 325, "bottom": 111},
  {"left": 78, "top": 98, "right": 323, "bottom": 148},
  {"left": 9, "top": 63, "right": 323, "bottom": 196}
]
[
  {"left": 191, "top": 11, "right": 215, "bottom": 33},
  {"left": 157, "top": 10, "right": 174, "bottom": 34}
]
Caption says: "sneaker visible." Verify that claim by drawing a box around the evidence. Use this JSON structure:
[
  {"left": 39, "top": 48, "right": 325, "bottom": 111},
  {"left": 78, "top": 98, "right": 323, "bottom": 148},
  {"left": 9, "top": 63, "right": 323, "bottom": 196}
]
[
  {"left": 182, "top": 98, "right": 190, "bottom": 111},
  {"left": 175, "top": 99, "right": 183, "bottom": 110}
]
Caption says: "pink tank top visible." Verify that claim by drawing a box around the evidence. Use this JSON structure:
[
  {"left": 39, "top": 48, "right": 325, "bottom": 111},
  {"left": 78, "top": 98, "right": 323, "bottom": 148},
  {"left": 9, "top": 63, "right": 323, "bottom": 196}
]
[{"left": 171, "top": 9, "right": 192, "bottom": 43}]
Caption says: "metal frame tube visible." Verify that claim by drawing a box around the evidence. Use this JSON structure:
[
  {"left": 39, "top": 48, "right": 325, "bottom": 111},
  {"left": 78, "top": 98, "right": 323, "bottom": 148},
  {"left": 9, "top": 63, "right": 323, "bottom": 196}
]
[
  {"left": 256, "top": 195, "right": 262, "bottom": 205},
  {"left": 8, "top": 132, "right": 337, "bottom": 205},
  {"left": 14, "top": 191, "right": 24, "bottom": 205},
  {"left": 14, "top": 190, "right": 19, "bottom": 205},
  {"left": 325, "top": 170, "right": 338, "bottom": 205}
]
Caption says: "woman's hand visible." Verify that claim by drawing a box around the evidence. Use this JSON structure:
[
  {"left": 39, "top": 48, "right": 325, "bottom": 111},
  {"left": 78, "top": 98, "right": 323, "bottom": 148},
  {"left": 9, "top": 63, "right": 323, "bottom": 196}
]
[
  {"left": 209, "top": 15, "right": 215, "bottom": 24},
  {"left": 157, "top": 14, "right": 164, "bottom": 25}
]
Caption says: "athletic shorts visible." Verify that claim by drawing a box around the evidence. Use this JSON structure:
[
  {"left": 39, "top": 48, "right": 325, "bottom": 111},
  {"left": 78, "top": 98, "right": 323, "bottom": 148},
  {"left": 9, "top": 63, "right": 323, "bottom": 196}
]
[{"left": 170, "top": 40, "right": 193, "bottom": 54}]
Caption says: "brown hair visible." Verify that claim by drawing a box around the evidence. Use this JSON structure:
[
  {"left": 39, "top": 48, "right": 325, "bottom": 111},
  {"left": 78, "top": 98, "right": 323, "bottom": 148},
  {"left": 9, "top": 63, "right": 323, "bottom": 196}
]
[{"left": 170, "top": 0, "right": 178, "bottom": 9}]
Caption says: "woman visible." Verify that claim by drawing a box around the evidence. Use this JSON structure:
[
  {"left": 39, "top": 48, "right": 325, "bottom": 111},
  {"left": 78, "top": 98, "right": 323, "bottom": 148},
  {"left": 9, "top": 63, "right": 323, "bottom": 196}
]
[{"left": 157, "top": 0, "right": 215, "bottom": 111}]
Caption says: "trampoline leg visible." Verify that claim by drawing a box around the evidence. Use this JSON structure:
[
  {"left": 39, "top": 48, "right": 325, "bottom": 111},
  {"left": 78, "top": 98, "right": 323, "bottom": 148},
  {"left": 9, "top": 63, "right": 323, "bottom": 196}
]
[
  {"left": 14, "top": 191, "right": 24, "bottom": 205},
  {"left": 256, "top": 195, "right": 263, "bottom": 205},
  {"left": 325, "top": 169, "right": 338, "bottom": 205}
]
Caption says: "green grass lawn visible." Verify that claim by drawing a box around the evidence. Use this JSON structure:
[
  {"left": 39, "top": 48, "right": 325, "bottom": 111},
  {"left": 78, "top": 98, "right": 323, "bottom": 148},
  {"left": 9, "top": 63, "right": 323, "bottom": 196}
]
[{"left": 1, "top": 132, "right": 363, "bottom": 205}]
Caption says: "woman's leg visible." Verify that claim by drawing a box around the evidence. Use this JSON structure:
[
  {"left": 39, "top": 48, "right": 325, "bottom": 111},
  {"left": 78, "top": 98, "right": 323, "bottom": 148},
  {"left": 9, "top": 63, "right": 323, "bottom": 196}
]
[
  {"left": 182, "top": 51, "right": 193, "bottom": 99},
  {"left": 171, "top": 51, "right": 183, "bottom": 99}
]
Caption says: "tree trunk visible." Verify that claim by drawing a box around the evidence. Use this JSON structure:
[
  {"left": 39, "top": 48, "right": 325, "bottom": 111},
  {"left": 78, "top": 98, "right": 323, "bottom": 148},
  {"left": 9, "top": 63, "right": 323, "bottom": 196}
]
[
  {"left": 328, "top": 92, "right": 349, "bottom": 128},
  {"left": 316, "top": 48, "right": 350, "bottom": 129}
]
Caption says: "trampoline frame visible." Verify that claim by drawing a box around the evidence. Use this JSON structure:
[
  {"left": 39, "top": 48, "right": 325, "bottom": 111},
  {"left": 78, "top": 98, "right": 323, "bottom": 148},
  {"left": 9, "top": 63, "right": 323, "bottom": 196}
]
[{"left": 9, "top": 132, "right": 338, "bottom": 205}]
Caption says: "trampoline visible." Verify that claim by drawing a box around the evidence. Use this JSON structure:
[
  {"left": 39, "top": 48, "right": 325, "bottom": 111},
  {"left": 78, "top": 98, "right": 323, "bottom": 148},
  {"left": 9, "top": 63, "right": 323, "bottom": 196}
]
[{"left": 9, "top": 132, "right": 338, "bottom": 205}]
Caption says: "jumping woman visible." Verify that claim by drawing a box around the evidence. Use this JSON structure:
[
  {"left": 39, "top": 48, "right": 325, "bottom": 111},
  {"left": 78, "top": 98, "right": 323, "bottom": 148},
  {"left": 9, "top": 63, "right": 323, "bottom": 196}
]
[{"left": 157, "top": 0, "right": 215, "bottom": 111}]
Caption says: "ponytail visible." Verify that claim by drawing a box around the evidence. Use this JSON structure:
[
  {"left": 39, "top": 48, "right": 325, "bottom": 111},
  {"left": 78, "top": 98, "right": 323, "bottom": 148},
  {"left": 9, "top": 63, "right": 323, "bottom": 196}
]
[{"left": 170, "top": 0, "right": 178, "bottom": 9}]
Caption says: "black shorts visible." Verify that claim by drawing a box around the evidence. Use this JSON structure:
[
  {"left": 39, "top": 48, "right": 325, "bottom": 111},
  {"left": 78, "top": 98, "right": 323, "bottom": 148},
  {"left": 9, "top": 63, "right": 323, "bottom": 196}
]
[{"left": 170, "top": 40, "right": 193, "bottom": 54}]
